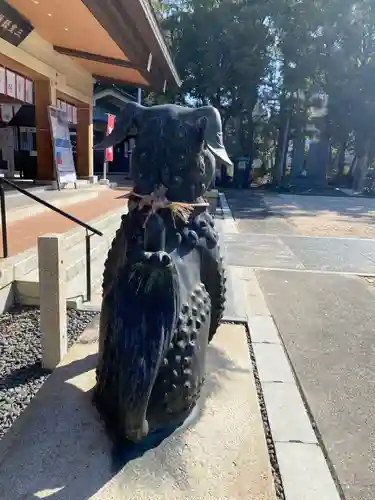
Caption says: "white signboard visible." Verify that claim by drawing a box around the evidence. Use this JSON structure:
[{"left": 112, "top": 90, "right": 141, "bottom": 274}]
[
  {"left": 48, "top": 105, "right": 77, "bottom": 185},
  {"left": 0, "top": 67, "right": 5, "bottom": 94},
  {"left": 72, "top": 105, "right": 77, "bottom": 125},
  {"left": 16, "top": 74, "right": 25, "bottom": 101},
  {"left": 67, "top": 104, "right": 73, "bottom": 123},
  {"left": 6, "top": 69, "right": 15, "bottom": 98},
  {"left": 25, "top": 79, "right": 33, "bottom": 104}
]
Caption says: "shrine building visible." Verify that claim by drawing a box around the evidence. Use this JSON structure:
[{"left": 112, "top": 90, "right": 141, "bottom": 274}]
[{"left": 0, "top": 0, "right": 180, "bottom": 182}]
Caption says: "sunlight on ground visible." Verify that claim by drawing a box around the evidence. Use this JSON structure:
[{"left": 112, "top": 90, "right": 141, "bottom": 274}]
[
  {"left": 262, "top": 194, "right": 375, "bottom": 237},
  {"left": 66, "top": 368, "right": 96, "bottom": 391},
  {"left": 34, "top": 487, "right": 65, "bottom": 498}
]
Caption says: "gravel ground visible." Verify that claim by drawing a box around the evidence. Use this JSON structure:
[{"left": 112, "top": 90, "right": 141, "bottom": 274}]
[{"left": 0, "top": 306, "right": 97, "bottom": 440}]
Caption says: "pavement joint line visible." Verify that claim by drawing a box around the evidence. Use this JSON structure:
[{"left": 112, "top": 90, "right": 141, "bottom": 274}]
[
  {"left": 229, "top": 262, "right": 375, "bottom": 278},
  {"left": 248, "top": 266, "right": 375, "bottom": 277},
  {"left": 220, "top": 191, "right": 342, "bottom": 500},
  {"left": 275, "top": 440, "right": 320, "bottom": 446},
  {"left": 222, "top": 230, "right": 375, "bottom": 243},
  {"left": 222, "top": 315, "right": 248, "bottom": 323}
]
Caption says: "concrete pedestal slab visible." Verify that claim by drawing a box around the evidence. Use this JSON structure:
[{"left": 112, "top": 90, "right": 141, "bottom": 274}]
[{"left": 0, "top": 323, "right": 276, "bottom": 500}]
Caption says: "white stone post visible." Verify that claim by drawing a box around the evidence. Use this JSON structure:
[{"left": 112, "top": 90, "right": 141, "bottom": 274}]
[{"left": 38, "top": 234, "right": 67, "bottom": 370}]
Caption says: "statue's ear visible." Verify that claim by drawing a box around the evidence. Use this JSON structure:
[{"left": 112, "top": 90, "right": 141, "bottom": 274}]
[
  {"left": 195, "top": 106, "right": 232, "bottom": 166},
  {"left": 94, "top": 102, "right": 142, "bottom": 150}
]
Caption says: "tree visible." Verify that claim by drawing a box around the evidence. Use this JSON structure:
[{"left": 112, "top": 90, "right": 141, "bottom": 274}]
[
  {"left": 150, "top": 0, "right": 375, "bottom": 192},
  {"left": 157, "top": 0, "right": 275, "bottom": 184}
]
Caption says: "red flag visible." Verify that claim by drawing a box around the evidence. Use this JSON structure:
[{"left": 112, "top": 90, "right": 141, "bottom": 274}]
[{"left": 105, "top": 114, "right": 115, "bottom": 162}]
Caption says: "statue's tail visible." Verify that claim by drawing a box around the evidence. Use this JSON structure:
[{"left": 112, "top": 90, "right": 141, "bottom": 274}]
[{"left": 95, "top": 213, "right": 180, "bottom": 442}]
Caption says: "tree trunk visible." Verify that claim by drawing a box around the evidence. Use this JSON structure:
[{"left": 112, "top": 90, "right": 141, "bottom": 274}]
[
  {"left": 243, "top": 118, "right": 255, "bottom": 188},
  {"left": 291, "top": 133, "right": 305, "bottom": 178},
  {"left": 239, "top": 116, "right": 247, "bottom": 155},
  {"left": 337, "top": 139, "right": 347, "bottom": 176},
  {"left": 222, "top": 114, "right": 230, "bottom": 142},
  {"left": 276, "top": 113, "right": 290, "bottom": 185},
  {"left": 327, "top": 144, "right": 334, "bottom": 175},
  {"left": 348, "top": 155, "right": 357, "bottom": 177},
  {"left": 353, "top": 138, "right": 371, "bottom": 193},
  {"left": 274, "top": 95, "right": 289, "bottom": 184}
]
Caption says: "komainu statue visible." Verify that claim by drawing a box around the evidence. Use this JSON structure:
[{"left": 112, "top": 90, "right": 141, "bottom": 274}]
[{"left": 93, "top": 103, "right": 232, "bottom": 443}]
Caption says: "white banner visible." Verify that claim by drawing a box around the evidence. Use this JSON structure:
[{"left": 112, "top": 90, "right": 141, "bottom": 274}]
[
  {"left": 67, "top": 104, "right": 73, "bottom": 123},
  {"left": 0, "top": 67, "right": 5, "bottom": 95},
  {"left": 25, "top": 79, "right": 33, "bottom": 104},
  {"left": 72, "top": 105, "right": 78, "bottom": 125},
  {"left": 6, "top": 70, "right": 16, "bottom": 98},
  {"left": 16, "top": 74, "right": 25, "bottom": 101}
]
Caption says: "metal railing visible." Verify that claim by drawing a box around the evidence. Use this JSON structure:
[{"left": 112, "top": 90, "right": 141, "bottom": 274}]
[{"left": 0, "top": 178, "right": 103, "bottom": 302}]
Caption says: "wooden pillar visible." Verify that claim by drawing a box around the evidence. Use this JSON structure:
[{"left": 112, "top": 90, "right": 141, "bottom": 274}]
[
  {"left": 35, "top": 79, "right": 56, "bottom": 181},
  {"left": 76, "top": 104, "right": 93, "bottom": 178}
]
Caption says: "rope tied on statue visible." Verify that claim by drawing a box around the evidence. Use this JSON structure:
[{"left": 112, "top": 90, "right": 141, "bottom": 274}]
[{"left": 124, "top": 184, "right": 209, "bottom": 227}]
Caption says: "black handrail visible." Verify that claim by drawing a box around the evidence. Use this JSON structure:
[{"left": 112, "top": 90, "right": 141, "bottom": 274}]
[
  {"left": 0, "top": 177, "right": 104, "bottom": 302},
  {"left": 0, "top": 178, "right": 103, "bottom": 236}
]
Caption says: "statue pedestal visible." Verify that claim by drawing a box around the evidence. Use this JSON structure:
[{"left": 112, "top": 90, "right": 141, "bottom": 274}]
[{"left": 205, "top": 189, "right": 219, "bottom": 213}]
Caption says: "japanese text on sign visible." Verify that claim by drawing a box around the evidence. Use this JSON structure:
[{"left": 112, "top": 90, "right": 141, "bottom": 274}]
[{"left": 0, "top": 1, "right": 33, "bottom": 47}]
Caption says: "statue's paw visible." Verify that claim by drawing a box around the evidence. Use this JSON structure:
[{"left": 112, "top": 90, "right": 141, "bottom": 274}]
[
  {"left": 142, "top": 250, "right": 172, "bottom": 268},
  {"left": 181, "top": 228, "right": 199, "bottom": 247},
  {"left": 191, "top": 213, "right": 218, "bottom": 246},
  {"left": 126, "top": 419, "right": 149, "bottom": 443}
]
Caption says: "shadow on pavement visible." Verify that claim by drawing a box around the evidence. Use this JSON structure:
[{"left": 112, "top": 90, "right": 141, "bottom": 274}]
[{"left": 0, "top": 339, "right": 245, "bottom": 500}]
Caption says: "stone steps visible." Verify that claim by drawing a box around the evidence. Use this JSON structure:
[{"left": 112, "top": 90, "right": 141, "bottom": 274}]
[
  {"left": 0, "top": 206, "right": 126, "bottom": 312},
  {"left": 14, "top": 206, "right": 126, "bottom": 309},
  {"left": 2, "top": 185, "right": 110, "bottom": 224}
]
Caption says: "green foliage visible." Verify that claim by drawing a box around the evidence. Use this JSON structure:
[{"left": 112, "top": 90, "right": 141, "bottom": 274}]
[{"left": 149, "top": 0, "right": 375, "bottom": 189}]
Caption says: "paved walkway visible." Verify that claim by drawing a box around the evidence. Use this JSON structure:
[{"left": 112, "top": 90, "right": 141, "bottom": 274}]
[
  {"left": 224, "top": 188, "right": 375, "bottom": 239},
  {"left": 256, "top": 269, "right": 375, "bottom": 500},
  {"left": 0, "top": 189, "right": 352, "bottom": 499},
  {"left": 223, "top": 189, "right": 375, "bottom": 275},
  {"left": 0, "top": 187, "right": 129, "bottom": 257},
  {"left": 224, "top": 188, "right": 375, "bottom": 500}
]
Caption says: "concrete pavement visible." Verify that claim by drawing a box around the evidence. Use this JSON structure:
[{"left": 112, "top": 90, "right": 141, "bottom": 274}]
[
  {"left": 0, "top": 321, "right": 277, "bottom": 500},
  {"left": 2, "top": 187, "right": 364, "bottom": 500},
  {"left": 224, "top": 188, "right": 375, "bottom": 239},
  {"left": 224, "top": 187, "right": 375, "bottom": 500},
  {"left": 223, "top": 232, "right": 375, "bottom": 274},
  {"left": 256, "top": 270, "right": 375, "bottom": 500},
  {"left": 223, "top": 189, "right": 375, "bottom": 274}
]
